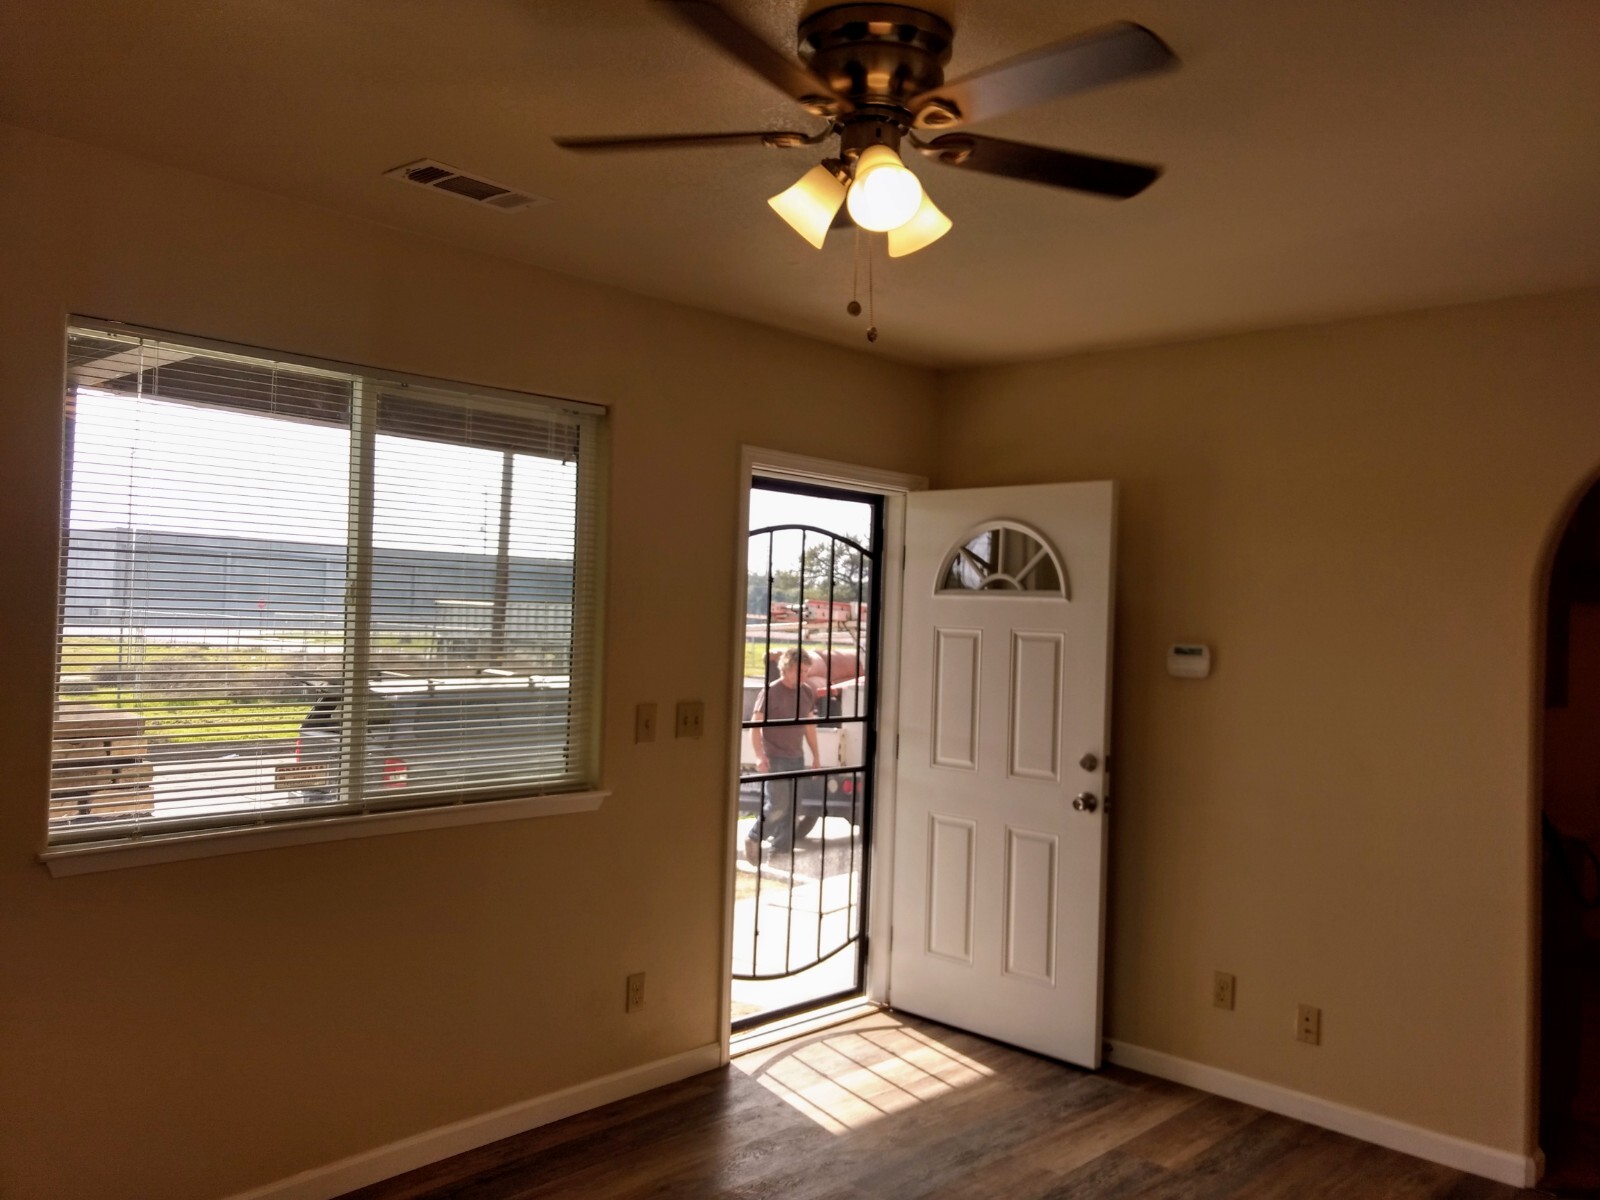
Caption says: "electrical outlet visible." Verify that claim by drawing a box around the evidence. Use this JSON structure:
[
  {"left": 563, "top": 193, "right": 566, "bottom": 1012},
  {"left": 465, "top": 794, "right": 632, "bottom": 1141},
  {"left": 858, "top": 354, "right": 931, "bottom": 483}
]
[
  {"left": 635, "top": 703, "right": 656, "bottom": 743},
  {"left": 675, "top": 700, "right": 704, "bottom": 739},
  {"left": 1213, "top": 971, "right": 1236, "bottom": 1010},
  {"left": 626, "top": 972, "right": 646, "bottom": 1013},
  {"left": 1296, "top": 1003, "right": 1321, "bottom": 1045}
]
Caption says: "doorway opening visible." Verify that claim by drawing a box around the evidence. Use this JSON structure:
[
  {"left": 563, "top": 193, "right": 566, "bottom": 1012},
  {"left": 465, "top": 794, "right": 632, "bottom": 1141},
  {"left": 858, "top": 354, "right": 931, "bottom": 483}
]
[
  {"left": 1541, "top": 476, "right": 1600, "bottom": 1192},
  {"left": 731, "top": 478, "right": 883, "bottom": 1030}
]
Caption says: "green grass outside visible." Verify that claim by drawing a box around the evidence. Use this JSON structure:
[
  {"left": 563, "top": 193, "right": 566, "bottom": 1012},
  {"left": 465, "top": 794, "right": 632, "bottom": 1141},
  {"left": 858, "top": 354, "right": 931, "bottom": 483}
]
[
  {"left": 54, "top": 631, "right": 559, "bottom": 745},
  {"left": 68, "top": 690, "right": 307, "bottom": 742},
  {"left": 58, "top": 636, "right": 346, "bottom": 744}
]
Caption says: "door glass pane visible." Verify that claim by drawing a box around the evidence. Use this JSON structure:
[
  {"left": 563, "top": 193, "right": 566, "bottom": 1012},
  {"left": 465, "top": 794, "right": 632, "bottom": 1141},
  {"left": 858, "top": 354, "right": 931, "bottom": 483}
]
[{"left": 939, "top": 525, "right": 1064, "bottom": 594}]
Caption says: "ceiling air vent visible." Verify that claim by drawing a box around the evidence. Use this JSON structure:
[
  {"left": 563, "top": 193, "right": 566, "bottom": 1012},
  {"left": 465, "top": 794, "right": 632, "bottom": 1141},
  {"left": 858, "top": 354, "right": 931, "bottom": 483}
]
[{"left": 385, "top": 159, "right": 550, "bottom": 212}]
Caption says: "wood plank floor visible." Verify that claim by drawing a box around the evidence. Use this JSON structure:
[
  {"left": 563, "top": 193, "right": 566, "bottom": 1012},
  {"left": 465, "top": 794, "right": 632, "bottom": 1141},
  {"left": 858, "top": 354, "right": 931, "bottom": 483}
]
[{"left": 342, "top": 1012, "right": 1545, "bottom": 1199}]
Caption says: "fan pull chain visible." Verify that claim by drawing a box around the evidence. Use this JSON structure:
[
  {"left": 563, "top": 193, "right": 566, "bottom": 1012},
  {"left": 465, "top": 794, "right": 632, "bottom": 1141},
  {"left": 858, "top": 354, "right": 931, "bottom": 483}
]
[
  {"left": 866, "top": 233, "right": 878, "bottom": 343},
  {"left": 843, "top": 228, "right": 879, "bottom": 345},
  {"left": 847, "top": 226, "right": 862, "bottom": 318}
]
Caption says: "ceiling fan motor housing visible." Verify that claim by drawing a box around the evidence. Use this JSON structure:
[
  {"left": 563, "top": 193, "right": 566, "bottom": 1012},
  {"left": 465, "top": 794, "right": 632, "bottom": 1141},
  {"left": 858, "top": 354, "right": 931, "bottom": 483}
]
[{"left": 798, "top": 4, "right": 953, "bottom": 123}]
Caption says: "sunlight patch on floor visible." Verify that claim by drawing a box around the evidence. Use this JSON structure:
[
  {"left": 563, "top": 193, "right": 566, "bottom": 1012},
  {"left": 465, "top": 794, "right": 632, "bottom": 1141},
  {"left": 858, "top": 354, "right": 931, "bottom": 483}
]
[{"left": 733, "top": 1017, "right": 995, "bottom": 1134}]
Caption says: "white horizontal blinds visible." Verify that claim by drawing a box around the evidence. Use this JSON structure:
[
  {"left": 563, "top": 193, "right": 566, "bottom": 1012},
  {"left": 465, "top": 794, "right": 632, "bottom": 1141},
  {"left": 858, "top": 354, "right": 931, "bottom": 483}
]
[
  {"left": 51, "top": 323, "right": 604, "bottom": 845},
  {"left": 359, "top": 385, "right": 599, "bottom": 806},
  {"left": 55, "top": 329, "right": 353, "bottom": 838}
]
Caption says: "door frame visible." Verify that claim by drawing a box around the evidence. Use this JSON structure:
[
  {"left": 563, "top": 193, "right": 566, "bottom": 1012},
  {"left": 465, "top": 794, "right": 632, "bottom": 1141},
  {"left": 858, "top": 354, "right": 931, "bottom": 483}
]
[{"left": 718, "top": 446, "right": 926, "bottom": 1057}]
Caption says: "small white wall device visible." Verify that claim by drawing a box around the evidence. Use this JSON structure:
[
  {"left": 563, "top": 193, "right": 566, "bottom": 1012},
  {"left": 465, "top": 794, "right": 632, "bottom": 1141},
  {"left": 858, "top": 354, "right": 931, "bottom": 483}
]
[{"left": 1167, "top": 643, "right": 1211, "bottom": 679}]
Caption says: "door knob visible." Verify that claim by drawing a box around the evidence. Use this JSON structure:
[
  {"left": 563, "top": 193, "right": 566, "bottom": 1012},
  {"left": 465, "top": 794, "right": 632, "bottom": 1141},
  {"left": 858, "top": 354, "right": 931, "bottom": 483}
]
[{"left": 1072, "top": 793, "right": 1099, "bottom": 813}]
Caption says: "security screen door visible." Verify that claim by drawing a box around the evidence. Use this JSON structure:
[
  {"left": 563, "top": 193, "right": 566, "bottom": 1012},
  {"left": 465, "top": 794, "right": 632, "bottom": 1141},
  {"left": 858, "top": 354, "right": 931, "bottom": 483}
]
[
  {"left": 732, "top": 482, "right": 881, "bottom": 1028},
  {"left": 889, "top": 481, "right": 1115, "bottom": 1067}
]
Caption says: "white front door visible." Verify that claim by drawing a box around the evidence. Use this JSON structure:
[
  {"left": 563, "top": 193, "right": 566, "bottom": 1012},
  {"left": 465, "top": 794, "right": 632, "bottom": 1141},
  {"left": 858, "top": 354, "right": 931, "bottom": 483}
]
[{"left": 889, "top": 481, "right": 1115, "bottom": 1067}]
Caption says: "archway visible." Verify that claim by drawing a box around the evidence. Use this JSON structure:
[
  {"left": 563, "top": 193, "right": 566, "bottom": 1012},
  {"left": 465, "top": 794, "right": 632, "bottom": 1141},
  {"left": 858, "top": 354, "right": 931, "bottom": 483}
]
[{"left": 1540, "top": 475, "right": 1600, "bottom": 1191}]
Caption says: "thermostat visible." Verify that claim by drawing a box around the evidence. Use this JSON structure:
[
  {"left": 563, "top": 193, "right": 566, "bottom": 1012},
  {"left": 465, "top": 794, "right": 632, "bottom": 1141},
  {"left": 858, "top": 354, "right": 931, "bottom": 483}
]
[{"left": 1167, "top": 643, "right": 1211, "bottom": 679}]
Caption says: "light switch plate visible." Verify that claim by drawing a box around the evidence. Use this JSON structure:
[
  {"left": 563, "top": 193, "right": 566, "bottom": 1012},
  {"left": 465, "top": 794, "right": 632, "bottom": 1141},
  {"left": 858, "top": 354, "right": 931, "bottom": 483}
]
[{"left": 675, "top": 700, "right": 704, "bottom": 739}]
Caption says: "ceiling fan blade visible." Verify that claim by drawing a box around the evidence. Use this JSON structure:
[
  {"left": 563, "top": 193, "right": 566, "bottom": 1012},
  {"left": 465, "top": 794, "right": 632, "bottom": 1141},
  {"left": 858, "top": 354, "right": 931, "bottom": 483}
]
[
  {"left": 909, "top": 22, "right": 1175, "bottom": 130},
  {"left": 657, "top": 0, "right": 848, "bottom": 117},
  {"left": 554, "top": 130, "right": 822, "bottom": 152},
  {"left": 916, "top": 133, "right": 1162, "bottom": 199}
]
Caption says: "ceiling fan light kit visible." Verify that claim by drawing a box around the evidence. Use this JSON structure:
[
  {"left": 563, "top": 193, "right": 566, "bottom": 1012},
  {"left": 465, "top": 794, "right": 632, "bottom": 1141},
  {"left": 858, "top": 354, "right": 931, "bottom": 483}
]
[
  {"left": 555, "top": 1, "right": 1177, "bottom": 324},
  {"left": 767, "top": 163, "right": 847, "bottom": 249},
  {"left": 886, "top": 192, "right": 952, "bottom": 258}
]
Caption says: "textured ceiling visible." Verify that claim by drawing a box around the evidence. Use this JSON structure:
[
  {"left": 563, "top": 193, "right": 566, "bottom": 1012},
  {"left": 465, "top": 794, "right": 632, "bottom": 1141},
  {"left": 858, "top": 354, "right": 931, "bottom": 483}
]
[{"left": 4, "top": 0, "right": 1598, "bottom": 367}]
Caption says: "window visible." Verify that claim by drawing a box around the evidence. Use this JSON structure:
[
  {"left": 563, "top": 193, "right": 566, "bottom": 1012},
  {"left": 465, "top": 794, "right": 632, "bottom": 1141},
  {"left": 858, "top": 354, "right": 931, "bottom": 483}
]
[
  {"left": 50, "top": 321, "right": 606, "bottom": 850},
  {"left": 938, "top": 523, "right": 1066, "bottom": 595}
]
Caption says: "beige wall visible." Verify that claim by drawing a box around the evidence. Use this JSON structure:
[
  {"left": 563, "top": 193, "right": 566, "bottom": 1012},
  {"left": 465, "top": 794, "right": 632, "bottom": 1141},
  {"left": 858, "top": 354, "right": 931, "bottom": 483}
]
[
  {"left": 0, "top": 123, "right": 936, "bottom": 1200},
  {"left": 937, "top": 287, "right": 1600, "bottom": 1155}
]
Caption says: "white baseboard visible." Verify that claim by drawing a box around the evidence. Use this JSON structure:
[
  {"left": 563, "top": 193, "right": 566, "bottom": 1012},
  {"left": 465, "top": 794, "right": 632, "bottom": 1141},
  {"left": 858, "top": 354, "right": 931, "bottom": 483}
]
[
  {"left": 1106, "top": 1040, "right": 1539, "bottom": 1188},
  {"left": 225, "top": 1042, "right": 724, "bottom": 1200}
]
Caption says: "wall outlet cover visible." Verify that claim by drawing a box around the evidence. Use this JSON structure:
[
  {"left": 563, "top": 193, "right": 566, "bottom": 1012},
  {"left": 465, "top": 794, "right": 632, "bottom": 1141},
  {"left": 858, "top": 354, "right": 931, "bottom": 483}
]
[
  {"left": 1296, "top": 1003, "right": 1321, "bottom": 1045},
  {"left": 626, "top": 972, "right": 645, "bottom": 1013},
  {"left": 1213, "top": 971, "right": 1236, "bottom": 1010}
]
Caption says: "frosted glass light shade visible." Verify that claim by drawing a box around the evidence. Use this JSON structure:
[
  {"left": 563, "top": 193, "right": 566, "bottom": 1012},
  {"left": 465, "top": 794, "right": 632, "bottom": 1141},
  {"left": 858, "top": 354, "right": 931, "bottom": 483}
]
[
  {"left": 887, "top": 192, "right": 953, "bottom": 257},
  {"left": 845, "top": 145, "right": 924, "bottom": 233},
  {"left": 768, "top": 165, "right": 847, "bottom": 249}
]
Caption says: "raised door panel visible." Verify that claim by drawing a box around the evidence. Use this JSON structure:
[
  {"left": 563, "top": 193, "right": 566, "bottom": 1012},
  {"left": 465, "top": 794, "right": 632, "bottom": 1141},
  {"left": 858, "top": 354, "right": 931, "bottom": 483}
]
[
  {"left": 1008, "top": 631, "right": 1063, "bottom": 783},
  {"left": 932, "top": 628, "right": 981, "bottom": 771},
  {"left": 1003, "top": 828, "right": 1058, "bottom": 984},
  {"left": 926, "top": 815, "right": 976, "bottom": 963}
]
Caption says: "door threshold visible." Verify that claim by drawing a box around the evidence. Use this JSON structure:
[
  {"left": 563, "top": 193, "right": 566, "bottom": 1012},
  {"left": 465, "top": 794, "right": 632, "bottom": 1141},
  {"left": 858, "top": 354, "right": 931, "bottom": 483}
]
[{"left": 732, "top": 996, "right": 882, "bottom": 1058}]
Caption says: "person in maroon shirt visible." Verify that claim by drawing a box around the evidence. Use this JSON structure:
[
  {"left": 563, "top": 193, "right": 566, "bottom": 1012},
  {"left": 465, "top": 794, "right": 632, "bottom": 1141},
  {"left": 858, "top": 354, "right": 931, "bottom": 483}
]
[{"left": 746, "top": 648, "right": 821, "bottom": 864}]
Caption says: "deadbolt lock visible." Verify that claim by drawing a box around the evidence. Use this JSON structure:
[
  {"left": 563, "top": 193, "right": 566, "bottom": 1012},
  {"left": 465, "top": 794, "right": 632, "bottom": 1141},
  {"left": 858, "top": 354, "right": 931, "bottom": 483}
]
[{"left": 1079, "top": 753, "right": 1099, "bottom": 772}]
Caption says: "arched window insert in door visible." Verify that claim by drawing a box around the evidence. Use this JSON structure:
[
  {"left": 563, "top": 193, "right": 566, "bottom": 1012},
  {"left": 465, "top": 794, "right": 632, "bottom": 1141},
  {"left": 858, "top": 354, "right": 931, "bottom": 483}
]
[{"left": 938, "top": 521, "right": 1070, "bottom": 597}]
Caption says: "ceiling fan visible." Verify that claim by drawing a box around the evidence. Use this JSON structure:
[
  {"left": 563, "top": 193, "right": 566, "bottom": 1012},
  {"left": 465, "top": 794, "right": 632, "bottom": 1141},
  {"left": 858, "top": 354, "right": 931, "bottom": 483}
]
[{"left": 554, "top": 1, "right": 1177, "bottom": 257}]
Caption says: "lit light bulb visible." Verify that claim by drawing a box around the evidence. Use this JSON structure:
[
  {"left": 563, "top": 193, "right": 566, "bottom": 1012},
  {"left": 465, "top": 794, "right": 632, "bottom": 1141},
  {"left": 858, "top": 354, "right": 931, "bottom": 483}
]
[{"left": 845, "top": 145, "right": 924, "bottom": 233}]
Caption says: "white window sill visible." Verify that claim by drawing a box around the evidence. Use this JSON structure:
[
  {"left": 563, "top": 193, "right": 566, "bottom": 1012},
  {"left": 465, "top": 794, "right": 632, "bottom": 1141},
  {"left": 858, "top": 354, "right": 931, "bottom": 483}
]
[{"left": 38, "top": 789, "right": 609, "bottom": 877}]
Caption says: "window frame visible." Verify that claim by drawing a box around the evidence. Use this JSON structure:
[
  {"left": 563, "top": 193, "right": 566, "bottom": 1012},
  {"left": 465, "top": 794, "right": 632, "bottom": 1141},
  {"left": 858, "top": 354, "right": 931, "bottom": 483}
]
[{"left": 40, "top": 319, "right": 609, "bottom": 875}]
